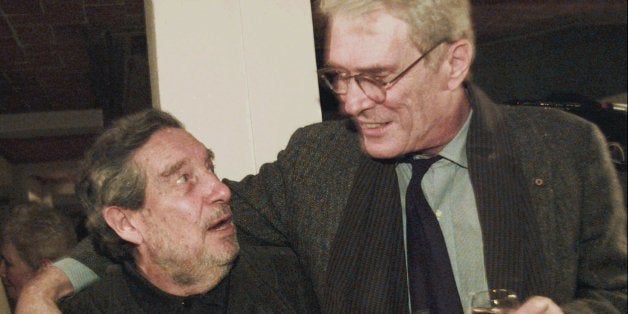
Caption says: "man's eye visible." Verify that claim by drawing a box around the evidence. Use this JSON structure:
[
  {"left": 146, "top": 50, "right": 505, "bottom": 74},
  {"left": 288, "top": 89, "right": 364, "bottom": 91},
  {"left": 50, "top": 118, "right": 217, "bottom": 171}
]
[
  {"left": 176, "top": 174, "right": 189, "bottom": 184},
  {"left": 322, "top": 70, "right": 344, "bottom": 80},
  {"left": 360, "top": 75, "right": 385, "bottom": 85}
]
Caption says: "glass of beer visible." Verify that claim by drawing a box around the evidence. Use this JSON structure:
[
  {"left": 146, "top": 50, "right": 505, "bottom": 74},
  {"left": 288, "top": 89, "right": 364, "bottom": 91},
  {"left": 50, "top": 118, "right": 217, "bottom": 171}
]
[{"left": 469, "top": 289, "right": 520, "bottom": 314}]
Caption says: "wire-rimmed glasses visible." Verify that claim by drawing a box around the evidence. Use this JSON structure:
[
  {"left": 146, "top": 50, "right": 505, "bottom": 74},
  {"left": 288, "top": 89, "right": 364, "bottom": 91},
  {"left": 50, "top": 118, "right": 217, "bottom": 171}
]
[{"left": 318, "top": 41, "right": 444, "bottom": 103}]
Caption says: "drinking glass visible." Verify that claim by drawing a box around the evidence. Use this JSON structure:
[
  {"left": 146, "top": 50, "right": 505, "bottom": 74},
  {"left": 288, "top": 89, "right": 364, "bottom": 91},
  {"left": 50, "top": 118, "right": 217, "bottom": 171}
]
[{"left": 469, "top": 289, "right": 520, "bottom": 314}]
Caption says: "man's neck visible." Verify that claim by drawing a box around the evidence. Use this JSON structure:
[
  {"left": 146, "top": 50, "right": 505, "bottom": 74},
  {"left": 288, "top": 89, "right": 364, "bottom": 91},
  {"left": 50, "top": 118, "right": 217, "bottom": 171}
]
[
  {"left": 134, "top": 258, "right": 231, "bottom": 297},
  {"left": 418, "top": 87, "right": 472, "bottom": 156}
]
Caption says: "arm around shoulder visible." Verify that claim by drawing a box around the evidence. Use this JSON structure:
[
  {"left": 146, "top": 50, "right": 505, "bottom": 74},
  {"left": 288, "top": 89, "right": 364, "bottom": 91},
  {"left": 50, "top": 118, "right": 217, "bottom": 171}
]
[{"left": 15, "top": 264, "right": 72, "bottom": 314}]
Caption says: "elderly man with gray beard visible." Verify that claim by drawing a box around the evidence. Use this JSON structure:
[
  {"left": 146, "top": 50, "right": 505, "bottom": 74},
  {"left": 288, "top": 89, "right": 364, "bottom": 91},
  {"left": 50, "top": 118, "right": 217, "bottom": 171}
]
[{"left": 59, "top": 110, "right": 317, "bottom": 313}]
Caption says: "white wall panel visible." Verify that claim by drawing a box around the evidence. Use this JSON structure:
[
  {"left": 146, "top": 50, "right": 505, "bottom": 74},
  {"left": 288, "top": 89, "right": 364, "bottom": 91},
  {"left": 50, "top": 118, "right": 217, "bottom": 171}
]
[{"left": 146, "top": 0, "right": 321, "bottom": 181}]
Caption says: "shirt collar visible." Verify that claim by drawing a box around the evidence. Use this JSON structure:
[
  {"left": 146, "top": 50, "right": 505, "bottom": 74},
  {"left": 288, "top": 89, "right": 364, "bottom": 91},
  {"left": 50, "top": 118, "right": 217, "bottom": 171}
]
[{"left": 435, "top": 110, "right": 472, "bottom": 168}]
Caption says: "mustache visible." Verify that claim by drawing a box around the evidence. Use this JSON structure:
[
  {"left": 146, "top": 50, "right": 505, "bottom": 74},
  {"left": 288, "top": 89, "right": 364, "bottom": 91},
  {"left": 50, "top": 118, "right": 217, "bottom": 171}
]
[{"left": 204, "top": 203, "right": 233, "bottom": 229}]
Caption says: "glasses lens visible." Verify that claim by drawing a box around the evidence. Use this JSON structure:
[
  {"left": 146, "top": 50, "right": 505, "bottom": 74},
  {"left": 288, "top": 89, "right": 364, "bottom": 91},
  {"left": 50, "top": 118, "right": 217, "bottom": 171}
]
[
  {"left": 319, "top": 70, "right": 386, "bottom": 102},
  {"left": 356, "top": 77, "right": 385, "bottom": 102},
  {"left": 320, "top": 71, "right": 346, "bottom": 94}
]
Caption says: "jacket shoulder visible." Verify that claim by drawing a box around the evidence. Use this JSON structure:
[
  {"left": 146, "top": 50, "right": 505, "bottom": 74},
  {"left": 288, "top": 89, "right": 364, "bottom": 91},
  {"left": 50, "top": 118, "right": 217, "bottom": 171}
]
[{"left": 289, "top": 119, "right": 360, "bottom": 151}]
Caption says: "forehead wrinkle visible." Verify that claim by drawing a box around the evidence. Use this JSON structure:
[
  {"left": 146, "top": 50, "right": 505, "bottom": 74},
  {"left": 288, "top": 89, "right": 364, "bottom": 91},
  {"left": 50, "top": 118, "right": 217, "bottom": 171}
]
[
  {"left": 159, "top": 159, "right": 188, "bottom": 178},
  {"left": 157, "top": 145, "right": 210, "bottom": 178}
]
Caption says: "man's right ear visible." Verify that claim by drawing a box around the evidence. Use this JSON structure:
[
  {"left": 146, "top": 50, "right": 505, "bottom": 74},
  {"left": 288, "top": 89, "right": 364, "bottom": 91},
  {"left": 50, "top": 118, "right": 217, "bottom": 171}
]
[{"left": 102, "top": 206, "right": 144, "bottom": 245}]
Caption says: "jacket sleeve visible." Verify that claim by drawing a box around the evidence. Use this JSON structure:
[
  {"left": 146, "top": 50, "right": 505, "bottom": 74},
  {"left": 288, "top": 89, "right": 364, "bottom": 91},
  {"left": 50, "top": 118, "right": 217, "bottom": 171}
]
[
  {"left": 226, "top": 119, "right": 358, "bottom": 251},
  {"left": 57, "top": 237, "right": 113, "bottom": 292},
  {"left": 562, "top": 123, "right": 627, "bottom": 313},
  {"left": 225, "top": 125, "right": 310, "bottom": 248}
]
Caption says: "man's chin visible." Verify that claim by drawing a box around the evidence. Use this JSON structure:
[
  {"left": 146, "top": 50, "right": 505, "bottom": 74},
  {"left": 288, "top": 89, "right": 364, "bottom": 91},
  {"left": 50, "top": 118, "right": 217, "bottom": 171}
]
[
  {"left": 360, "top": 140, "right": 403, "bottom": 159},
  {"left": 215, "top": 238, "right": 240, "bottom": 266}
]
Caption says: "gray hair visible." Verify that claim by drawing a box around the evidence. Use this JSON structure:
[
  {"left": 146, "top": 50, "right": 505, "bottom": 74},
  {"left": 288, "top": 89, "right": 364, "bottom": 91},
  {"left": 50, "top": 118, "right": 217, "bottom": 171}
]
[
  {"left": 1, "top": 202, "right": 77, "bottom": 269},
  {"left": 318, "top": 0, "right": 475, "bottom": 65},
  {"left": 77, "top": 109, "right": 183, "bottom": 262}
]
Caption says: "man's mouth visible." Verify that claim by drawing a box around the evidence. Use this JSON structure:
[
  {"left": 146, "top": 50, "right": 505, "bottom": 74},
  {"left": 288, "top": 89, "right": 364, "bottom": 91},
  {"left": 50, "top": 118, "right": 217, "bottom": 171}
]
[
  {"left": 207, "top": 215, "right": 233, "bottom": 231},
  {"left": 362, "top": 122, "right": 388, "bottom": 129},
  {"left": 357, "top": 120, "right": 391, "bottom": 135}
]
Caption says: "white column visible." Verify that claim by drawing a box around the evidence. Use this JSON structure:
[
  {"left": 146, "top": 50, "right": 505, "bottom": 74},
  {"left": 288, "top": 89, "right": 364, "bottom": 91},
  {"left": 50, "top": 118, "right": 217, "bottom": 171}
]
[{"left": 145, "top": 0, "right": 321, "bottom": 181}]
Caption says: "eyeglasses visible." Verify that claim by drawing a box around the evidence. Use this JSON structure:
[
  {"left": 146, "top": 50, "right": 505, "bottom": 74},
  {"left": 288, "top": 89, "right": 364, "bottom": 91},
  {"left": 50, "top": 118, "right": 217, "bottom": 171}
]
[{"left": 318, "top": 41, "right": 444, "bottom": 103}]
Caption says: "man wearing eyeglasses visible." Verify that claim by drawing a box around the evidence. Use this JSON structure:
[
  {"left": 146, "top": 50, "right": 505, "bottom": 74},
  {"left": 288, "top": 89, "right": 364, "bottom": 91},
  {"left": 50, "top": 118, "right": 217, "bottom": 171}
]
[{"left": 16, "top": 0, "right": 626, "bottom": 313}]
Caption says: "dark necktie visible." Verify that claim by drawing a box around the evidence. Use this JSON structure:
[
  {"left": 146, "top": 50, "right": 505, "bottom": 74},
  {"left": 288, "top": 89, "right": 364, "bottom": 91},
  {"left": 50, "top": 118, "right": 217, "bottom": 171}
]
[{"left": 405, "top": 156, "right": 462, "bottom": 313}]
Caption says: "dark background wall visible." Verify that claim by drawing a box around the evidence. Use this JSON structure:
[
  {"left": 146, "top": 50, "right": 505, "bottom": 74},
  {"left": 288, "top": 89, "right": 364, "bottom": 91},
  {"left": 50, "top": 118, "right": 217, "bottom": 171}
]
[{"left": 472, "top": 23, "right": 626, "bottom": 105}]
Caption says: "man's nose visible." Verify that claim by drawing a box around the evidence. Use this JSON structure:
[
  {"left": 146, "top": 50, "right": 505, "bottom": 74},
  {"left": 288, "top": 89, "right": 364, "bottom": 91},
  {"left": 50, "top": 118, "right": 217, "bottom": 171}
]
[
  {"left": 200, "top": 172, "right": 232, "bottom": 204},
  {"left": 340, "top": 78, "right": 376, "bottom": 116}
]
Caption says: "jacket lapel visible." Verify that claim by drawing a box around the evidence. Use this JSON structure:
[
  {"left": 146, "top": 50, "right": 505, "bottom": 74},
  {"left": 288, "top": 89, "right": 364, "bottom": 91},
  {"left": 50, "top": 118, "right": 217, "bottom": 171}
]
[
  {"left": 325, "top": 154, "right": 409, "bottom": 313},
  {"left": 466, "top": 85, "right": 552, "bottom": 299}
]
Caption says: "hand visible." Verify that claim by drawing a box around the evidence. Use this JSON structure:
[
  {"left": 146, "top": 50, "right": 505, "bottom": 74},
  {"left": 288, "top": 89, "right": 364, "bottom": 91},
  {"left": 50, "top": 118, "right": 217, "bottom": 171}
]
[
  {"left": 14, "top": 264, "right": 73, "bottom": 314},
  {"left": 514, "top": 296, "right": 563, "bottom": 314}
]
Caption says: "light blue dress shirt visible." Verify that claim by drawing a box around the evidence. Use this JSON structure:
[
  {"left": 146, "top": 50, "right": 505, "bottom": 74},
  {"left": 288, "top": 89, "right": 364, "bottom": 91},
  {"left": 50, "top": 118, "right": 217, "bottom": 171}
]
[{"left": 396, "top": 111, "right": 488, "bottom": 311}]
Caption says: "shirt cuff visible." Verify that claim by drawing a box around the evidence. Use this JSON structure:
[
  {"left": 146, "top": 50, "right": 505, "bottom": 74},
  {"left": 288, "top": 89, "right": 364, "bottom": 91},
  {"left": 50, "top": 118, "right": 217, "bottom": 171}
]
[{"left": 53, "top": 258, "right": 100, "bottom": 292}]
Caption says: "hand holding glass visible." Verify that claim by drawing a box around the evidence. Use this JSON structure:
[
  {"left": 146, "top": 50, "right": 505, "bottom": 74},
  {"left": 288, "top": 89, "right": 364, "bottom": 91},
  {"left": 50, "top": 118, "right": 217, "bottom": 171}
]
[{"left": 470, "top": 289, "right": 520, "bottom": 314}]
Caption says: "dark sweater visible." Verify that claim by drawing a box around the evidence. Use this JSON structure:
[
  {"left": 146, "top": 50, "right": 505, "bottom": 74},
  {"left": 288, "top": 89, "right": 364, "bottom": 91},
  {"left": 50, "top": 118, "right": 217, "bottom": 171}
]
[{"left": 61, "top": 246, "right": 319, "bottom": 313}]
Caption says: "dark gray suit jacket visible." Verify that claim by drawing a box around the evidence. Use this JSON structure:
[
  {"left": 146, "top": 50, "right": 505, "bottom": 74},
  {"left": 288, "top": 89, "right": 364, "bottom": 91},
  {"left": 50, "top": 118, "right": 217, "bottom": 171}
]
[{"left": 227, "top": 84, "right": 627, "bottom": 313}]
